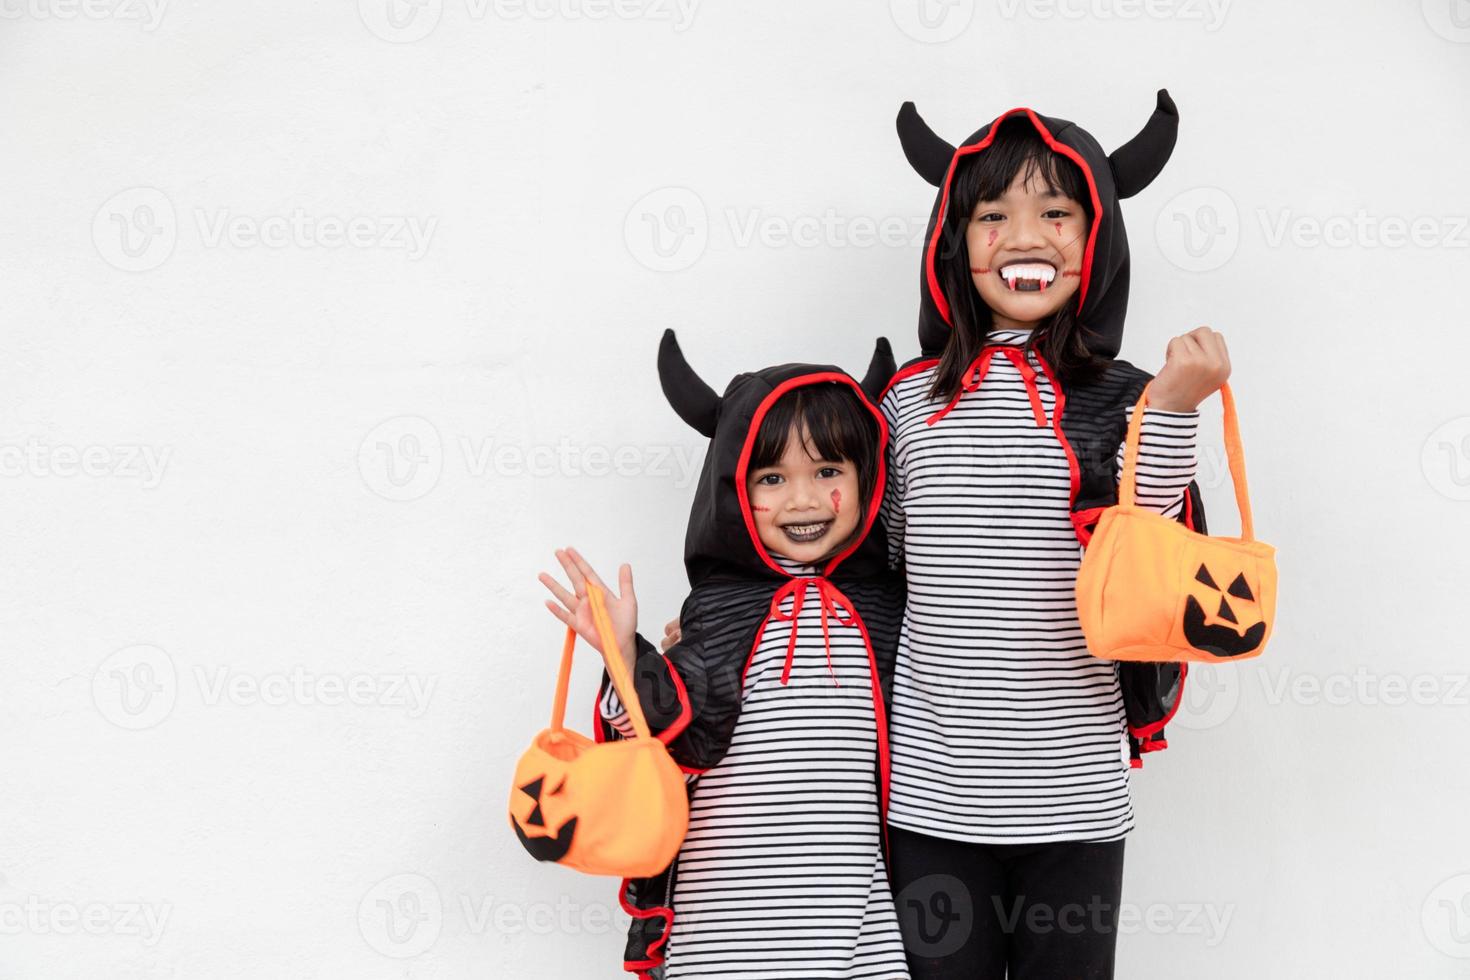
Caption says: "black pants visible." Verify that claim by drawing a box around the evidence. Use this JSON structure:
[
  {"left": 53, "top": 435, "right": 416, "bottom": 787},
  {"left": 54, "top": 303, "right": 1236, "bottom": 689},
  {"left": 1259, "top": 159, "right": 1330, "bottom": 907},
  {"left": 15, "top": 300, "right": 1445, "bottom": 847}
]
[{"left": 888, "top": 825, "right": 1126, "bottom": 980}]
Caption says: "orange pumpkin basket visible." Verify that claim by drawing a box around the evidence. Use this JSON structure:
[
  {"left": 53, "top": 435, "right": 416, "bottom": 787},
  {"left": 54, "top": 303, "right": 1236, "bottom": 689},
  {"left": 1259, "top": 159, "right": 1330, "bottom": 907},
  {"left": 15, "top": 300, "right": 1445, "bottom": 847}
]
[
  {"left": 508, "top": 584, "right": 688, "bottom": 877},
  {"left": 1076, "top": 382, "right": 1277, "bottom": 663}
]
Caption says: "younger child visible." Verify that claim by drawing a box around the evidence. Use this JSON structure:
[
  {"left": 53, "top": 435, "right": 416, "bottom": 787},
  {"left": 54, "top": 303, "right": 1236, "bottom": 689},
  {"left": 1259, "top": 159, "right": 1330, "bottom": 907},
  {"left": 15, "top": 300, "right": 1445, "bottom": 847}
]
[{"left": 540, "top": 330, "right": 910, "bottom": 979}]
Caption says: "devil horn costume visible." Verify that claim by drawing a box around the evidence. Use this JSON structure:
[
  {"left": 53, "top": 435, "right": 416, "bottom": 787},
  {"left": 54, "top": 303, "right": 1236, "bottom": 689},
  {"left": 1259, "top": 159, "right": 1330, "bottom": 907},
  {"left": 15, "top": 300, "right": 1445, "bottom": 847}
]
[{"left": 897, "top": 88, "right": 1178, "bottom": 360}]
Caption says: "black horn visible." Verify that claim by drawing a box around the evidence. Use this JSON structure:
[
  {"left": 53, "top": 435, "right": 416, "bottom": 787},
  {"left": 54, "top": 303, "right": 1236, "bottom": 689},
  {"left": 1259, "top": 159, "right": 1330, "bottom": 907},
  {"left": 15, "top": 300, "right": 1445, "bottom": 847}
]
[
  {"left": 860, "top": 337, "right": 896, "bottom": 402},
  {"left": 1108, "top": 88, "right": 1179, "bottom": 199},
  {"left": 657, "top": 329, "right": 721, "bottom": 437},
  {"left": 896, "top": 102, "right": 955, "bottom": 188}
]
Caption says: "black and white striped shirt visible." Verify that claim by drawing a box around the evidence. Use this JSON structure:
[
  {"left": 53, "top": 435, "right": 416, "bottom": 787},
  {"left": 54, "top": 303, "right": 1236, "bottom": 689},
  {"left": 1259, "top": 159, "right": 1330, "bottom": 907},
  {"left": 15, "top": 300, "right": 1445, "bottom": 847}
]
[
  {"left": 602, "top": 555, "right": 909, "bottom": 977},
  {"left": 880, "top": 328, "right": 1199, "bottom": 844}
]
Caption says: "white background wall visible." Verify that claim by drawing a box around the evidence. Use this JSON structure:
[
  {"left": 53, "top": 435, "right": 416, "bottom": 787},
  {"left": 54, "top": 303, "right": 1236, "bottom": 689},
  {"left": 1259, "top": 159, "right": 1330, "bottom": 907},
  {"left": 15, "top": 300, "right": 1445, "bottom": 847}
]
[{"left": 1, "top": 1, "right": 1467, "bottom": 977}]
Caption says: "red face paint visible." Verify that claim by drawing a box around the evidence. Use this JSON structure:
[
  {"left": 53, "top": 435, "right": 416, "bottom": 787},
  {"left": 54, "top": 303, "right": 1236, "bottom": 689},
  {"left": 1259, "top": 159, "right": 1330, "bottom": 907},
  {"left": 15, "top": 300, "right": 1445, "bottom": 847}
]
[
  {"left": 751, "top": 505, "right": 771, "bottom": 512},
  {"left": 986, "top": 229, "right": 997, "bottom": 246},
  {"left": 971, "top": 267, "right": 991, "bottom": 274},
  {"left": 830, "top": 489, "right": 841, "bottom": 514},
  {"left": 1061, "top": 269, "right": 1082, "bottom": 277},
  {"left": 1054, "top": 222, "right": 1063, "bottom": 236}
]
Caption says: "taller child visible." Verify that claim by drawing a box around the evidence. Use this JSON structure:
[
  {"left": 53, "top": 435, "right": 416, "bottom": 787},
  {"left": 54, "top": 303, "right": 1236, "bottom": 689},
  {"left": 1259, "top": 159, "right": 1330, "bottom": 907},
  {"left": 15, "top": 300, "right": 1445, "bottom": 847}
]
[{"left": 881, "top": 91, "right": 1232, "bottom": 979}]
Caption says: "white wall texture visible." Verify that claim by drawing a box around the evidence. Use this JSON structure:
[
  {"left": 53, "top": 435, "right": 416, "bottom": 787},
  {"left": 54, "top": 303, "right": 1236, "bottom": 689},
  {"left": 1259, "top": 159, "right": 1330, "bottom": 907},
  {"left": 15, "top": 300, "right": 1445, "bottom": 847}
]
[{"left": 1, "top": 1, "right": 1467, "bottom": 977}]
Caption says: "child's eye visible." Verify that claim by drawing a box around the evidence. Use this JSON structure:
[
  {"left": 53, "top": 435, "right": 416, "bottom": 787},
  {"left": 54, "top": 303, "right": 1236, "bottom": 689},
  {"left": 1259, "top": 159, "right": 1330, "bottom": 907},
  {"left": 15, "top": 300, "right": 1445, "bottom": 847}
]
[
  {"left": 1042, "top": 208, "right": 1071, "bottom": 219},
  {"left": 817, "top": 466, "right": 843, "bottom": 479},
  {"left": 756, "top": 473, "right": 783, "bottom": 486},
  {"left": 974, "top": 212, "right": 1003, "bottom": 223}
]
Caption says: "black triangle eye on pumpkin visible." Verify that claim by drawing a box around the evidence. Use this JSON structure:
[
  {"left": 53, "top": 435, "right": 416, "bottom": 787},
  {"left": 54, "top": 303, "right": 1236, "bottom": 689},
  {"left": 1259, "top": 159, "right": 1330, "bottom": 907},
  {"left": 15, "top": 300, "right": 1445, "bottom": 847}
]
[{"left": 1227, "top": 572, "right": 1253, "bottom": 601}]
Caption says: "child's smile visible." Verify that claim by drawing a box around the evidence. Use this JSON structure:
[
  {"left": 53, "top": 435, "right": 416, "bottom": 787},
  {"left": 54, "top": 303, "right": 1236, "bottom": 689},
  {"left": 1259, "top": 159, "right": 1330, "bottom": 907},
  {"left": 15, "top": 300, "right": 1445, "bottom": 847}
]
[
  {"left": 995, "top": 259, "right": 1058, "bottom": 292},
  {"left": 778, "top": 518, "right": 835, "bottom": 545}
]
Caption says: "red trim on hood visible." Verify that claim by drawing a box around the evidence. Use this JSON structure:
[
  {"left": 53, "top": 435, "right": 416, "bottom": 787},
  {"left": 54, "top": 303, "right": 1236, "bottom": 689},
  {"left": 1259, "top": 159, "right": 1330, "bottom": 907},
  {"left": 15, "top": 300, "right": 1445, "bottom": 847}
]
[
  {"left": 734, "top": 373, "right": 890, "bottom": 579},
  {"left": 924, "top": 108, "right": 1104, "bottom": 331}
]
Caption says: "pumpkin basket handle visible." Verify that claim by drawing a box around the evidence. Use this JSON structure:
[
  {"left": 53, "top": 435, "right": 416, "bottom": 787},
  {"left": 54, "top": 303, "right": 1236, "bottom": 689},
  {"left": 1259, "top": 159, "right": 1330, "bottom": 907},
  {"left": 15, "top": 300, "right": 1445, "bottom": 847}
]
[
  {"left": 1119, "top": 381, "right": 1254, "bottom": 541},
  {"left": 547, "top": 583, "right": 656, "bottom": 741}
]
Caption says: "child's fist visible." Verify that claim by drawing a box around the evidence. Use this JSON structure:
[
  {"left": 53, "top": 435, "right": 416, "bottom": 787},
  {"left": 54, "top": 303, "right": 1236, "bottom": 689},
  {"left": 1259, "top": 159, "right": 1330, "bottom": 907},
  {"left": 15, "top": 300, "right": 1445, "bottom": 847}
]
[{"left": 1149, "top": 326, "right": 1231, "bottom": 412}]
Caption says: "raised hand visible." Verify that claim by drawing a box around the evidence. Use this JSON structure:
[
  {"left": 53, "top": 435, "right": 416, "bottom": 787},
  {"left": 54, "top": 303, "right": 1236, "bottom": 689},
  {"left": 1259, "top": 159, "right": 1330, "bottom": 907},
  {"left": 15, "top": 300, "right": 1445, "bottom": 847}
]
[
  {"left": 1149, "top": 326, "right": 1231, "bottom": 412},
  {"left": 538, "top": 547, "right": 638, "bottom": 677}
]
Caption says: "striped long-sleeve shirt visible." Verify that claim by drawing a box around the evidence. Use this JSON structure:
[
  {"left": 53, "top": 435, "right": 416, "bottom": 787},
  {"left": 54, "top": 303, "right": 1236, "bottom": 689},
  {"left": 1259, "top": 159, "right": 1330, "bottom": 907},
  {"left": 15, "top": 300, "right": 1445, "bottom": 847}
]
[
  {"left": 599, "top": 555, "right": 909, "bottom": 978},
  {"left": 880, "top": 328, "right": 1199, "bottom": 845}
]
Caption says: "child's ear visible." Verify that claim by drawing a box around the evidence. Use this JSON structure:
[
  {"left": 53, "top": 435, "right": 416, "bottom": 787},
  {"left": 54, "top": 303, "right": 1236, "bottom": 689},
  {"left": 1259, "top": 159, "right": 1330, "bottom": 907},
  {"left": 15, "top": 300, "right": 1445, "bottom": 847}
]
[
  {"left": 1108, "top": 88, "right": 1179, "bottom": 199},
  {"left": 896, "top": 102, "right": 954, "bottom": 188}
]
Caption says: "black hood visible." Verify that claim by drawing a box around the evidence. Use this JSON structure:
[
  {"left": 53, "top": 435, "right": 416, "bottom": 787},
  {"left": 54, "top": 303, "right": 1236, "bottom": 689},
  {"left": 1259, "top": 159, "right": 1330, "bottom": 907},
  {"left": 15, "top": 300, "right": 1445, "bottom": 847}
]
[
  {"left": 896, "top": 89, "right": 1179, "bottom": 359},
  {"left": 657, "top": 329, "right": 896, "bottom": 586}
]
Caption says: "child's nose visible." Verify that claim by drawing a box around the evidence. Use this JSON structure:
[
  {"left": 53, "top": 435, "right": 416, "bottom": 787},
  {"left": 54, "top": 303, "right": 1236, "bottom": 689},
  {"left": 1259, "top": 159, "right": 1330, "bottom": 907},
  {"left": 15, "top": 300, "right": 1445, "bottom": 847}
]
[
  {"left": 1008, "top": 212, "right": 1050, "bottom": 249},
  {"left": 788, "top": 481, "right": 823, "bottom": 509}
]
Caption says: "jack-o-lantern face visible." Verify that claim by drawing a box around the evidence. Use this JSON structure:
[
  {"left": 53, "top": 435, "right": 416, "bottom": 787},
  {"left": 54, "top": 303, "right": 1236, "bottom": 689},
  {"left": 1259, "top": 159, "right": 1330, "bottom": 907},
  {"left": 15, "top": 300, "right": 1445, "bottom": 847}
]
[
  {"left": 1182, "top": 562, "right": 1266, "bottom": 658},
  {"left": 511, "top": 772, "right": 577, "bottom": 862}
]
